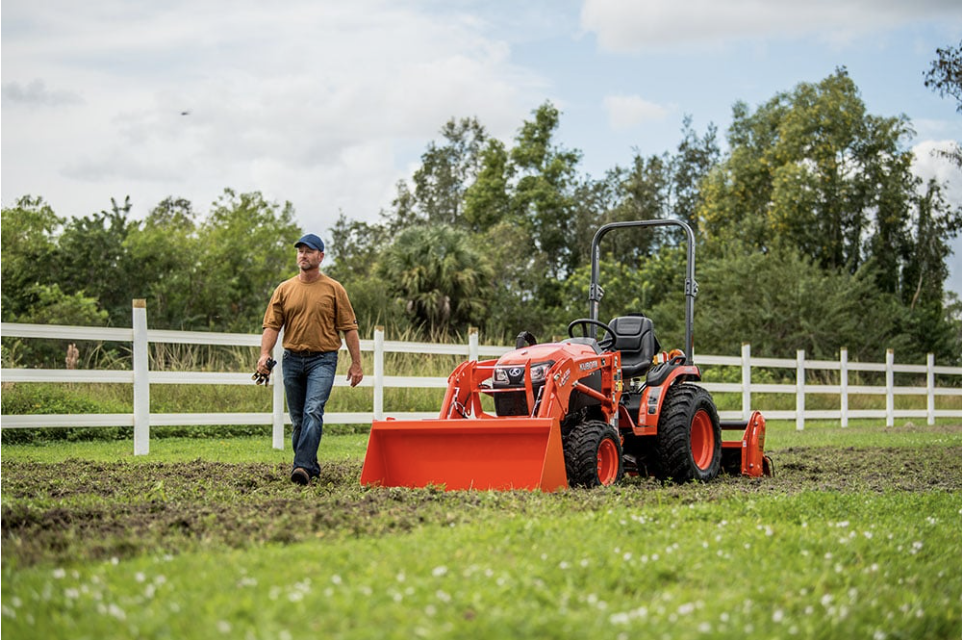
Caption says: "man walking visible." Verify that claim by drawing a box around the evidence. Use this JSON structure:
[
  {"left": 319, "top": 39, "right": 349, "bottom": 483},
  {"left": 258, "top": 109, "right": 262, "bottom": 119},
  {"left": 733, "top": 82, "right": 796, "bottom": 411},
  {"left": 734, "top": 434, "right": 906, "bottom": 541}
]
[{"left": 257, "top": 233, "right": 363, "bottom": 485}]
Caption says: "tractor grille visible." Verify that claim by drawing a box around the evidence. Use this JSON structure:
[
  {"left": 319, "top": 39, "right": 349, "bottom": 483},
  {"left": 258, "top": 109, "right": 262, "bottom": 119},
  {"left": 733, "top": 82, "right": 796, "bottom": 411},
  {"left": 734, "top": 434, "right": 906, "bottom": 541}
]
[{"left": 495, "top": 390, "right": 529, "bottom": 416}]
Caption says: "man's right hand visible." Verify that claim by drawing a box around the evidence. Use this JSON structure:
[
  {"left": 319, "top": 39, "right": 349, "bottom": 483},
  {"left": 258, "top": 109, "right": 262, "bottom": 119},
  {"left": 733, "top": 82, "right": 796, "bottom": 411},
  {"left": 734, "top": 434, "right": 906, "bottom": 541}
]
[
  {"left": 256, "top": 354, "right": 274, "bottom": 375},
  {"left": 253, "top": 356, "right": 276, "bottom": 385}
]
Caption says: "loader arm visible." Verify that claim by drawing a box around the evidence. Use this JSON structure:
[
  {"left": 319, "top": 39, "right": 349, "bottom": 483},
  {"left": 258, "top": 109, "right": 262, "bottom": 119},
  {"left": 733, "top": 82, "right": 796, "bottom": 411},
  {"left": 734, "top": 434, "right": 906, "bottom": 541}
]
[{"left": 441, "top": 360, "right": 496, "bottom": 419}]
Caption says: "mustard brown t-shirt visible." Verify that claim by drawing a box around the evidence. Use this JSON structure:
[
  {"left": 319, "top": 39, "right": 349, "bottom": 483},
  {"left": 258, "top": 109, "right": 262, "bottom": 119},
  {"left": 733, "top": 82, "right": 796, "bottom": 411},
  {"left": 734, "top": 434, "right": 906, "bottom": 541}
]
[{"left": 262, "top": 274, "right": 358, "bottom": 353}]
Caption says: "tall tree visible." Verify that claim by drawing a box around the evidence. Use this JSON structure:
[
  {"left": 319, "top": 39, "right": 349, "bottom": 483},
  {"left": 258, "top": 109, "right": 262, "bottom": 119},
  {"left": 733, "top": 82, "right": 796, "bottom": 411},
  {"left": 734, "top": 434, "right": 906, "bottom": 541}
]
[
  {"left": 568, "top": 172, "right": 620, "bottom": 270},
  {"left": 897, "top": 179, "right": 962, "bottom": 360},
  {"left": 903, "top": 180, "right": 960, "bottom": 310},
  {"left": 510, "top": 102, "right": 584, "bottom": 280},
  {"left": 700, "top": 69, "right": 917, "bottom": 278},
  {"left": 923, "top": 40, "right": 962, "bottom": 168},
  {"left": 57, "top": 196, "right": 137, "bottom": 326},
  {"left": 697, "top": 69, "right": 960, "bottom": 361},
  {"left": 924, "top": 40, "right": 962, "bottom": 114},
  {"left": 672, "top": 116, "right": 720, "bottom": 234},
  {"left": 324, "top": 213, "right": 400, "bottom": 332},
  {"left": 196, "top": 189, "right": 301, "bottom": 332},
  {"left": 326, "top": 213, "right": 389, "bottom": 281},
  {"left": 1, "top": 196, "right": 63, "bottom": 322},
  {"left": 412, "top": 117, "right": 488, "bottom": 227},
  {"left": 693, "top": 246, "right": 911, "bottom": 361},
  {"left": 600, "top": 153, "right": 672, "bottom": 265},
  {"left": 386, "top": 117, "right": 488, "bottom": 230},
  {"left": 123, "top": 197, "right": 204, "bottom": 329},
  {"left": 462, "top": 138, "right": 513, "bottom": 233},
  {"left": 378, "top": 224, "right": 493, "bottom": 334}
]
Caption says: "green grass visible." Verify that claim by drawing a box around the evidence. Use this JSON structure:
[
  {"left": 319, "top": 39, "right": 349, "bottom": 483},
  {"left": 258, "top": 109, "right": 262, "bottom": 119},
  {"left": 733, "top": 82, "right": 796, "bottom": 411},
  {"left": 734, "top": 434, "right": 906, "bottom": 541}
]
[
  {"left": 2, "top": 425, "right": 962, "bottom": 640},
  {"left": 3, "top": 484, "right": 960, "bottom": 639},
  {"left": 766, "top": 420, "right": 962, "bottom": 448},
  {"left": 0, "top": 433, "right": 369, "bottom": 463},
  {"left": 4, "top": 420, "right": 961, "bottom": 464}
]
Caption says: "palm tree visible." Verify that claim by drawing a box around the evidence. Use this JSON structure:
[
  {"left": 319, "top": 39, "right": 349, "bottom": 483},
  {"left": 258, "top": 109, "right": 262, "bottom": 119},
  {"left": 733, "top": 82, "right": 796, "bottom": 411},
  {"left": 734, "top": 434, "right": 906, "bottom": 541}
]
[{"left": 379, "top": 225, "right": 494, "bottom": 334}]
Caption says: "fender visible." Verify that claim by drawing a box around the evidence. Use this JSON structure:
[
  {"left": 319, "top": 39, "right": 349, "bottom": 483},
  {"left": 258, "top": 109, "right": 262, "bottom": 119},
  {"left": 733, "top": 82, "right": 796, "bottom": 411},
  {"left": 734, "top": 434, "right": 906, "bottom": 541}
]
[{"left": 632, "top": 364, "right": 702, "bottom": 434}]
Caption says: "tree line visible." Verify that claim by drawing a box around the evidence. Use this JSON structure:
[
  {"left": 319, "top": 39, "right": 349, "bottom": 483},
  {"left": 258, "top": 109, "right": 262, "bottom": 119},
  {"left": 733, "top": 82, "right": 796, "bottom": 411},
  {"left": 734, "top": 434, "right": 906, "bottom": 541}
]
[{"left": 3, "top": 63, "right": 961, "bottom": 367}]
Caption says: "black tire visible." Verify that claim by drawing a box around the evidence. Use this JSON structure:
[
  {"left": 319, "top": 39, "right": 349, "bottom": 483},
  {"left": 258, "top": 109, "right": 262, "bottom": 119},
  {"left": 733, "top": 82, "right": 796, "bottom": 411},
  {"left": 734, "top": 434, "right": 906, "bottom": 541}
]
[
  {"left": 652, "top": 384, "right": 721, "bottom": 483},
  {"left": 563, "top": 419, "right": 624, "bottom": 488}
]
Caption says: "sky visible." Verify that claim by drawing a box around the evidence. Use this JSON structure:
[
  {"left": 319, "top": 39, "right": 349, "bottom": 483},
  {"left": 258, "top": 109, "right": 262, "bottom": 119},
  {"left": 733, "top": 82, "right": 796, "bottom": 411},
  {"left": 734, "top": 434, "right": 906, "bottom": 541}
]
[{"left": 3, "top": 0, "right": 962, "bottom": 293}]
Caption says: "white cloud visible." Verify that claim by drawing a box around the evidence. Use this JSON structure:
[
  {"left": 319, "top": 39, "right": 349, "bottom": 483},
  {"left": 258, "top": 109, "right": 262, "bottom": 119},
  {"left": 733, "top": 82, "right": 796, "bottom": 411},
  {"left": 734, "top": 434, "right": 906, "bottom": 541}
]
[
  {"left": 4, "top": 0, "right": 960, "bottom": 257},
  {"left": 603, "top": 94, "right": 671, "bottom": 130},
  {"left": 1, "top": 0, "right": 546, "bottom": 230},
  {"left": 580, "top": 0, "right": 962, "bottom": 52},
  {"left": 1, "top": 79, "right": 84, "bottom": 107}
]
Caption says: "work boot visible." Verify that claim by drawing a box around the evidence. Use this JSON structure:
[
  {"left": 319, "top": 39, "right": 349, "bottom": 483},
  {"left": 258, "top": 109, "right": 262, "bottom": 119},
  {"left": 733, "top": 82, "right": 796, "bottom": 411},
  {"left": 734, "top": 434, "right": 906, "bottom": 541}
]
[{"left": 291, "top": 468, "right": 310, "bottom": 486}]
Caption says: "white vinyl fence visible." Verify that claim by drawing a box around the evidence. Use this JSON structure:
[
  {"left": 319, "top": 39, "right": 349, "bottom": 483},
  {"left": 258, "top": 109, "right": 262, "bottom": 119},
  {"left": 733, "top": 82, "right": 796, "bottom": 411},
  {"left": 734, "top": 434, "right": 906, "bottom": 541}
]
[{"left": 2, "top": 300, "right": 961, "bottom": 455}]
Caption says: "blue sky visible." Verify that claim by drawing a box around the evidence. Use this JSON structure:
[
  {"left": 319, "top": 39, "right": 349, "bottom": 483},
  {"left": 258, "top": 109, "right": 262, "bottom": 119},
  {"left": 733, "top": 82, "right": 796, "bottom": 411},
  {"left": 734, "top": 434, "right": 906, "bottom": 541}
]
[{"left": 3, "top": 0, "right": 962, "bottom": 292}]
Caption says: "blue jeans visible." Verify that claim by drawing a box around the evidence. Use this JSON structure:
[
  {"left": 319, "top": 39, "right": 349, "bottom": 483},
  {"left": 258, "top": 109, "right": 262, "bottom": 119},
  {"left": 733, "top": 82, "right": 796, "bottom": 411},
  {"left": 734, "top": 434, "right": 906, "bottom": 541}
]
[{"left": 283, "top": 350, "right": 338, "bottom": 478}]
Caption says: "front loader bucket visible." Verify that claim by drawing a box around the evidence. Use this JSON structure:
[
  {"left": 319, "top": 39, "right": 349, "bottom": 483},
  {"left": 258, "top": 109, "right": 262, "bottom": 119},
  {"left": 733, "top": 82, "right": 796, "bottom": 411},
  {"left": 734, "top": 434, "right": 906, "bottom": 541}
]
[{"left": 360, "top": 417, "right": 569, "bottom": 492}]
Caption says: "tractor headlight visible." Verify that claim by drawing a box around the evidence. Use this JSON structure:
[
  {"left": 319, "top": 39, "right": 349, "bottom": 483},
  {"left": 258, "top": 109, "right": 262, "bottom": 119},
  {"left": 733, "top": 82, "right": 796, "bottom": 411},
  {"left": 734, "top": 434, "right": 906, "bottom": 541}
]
[
  {"left": 493, "top": 360, "right": 555, "bottom": 386},
  {"left": 529, "top": 361, "right": 555, "bottom": 383}
]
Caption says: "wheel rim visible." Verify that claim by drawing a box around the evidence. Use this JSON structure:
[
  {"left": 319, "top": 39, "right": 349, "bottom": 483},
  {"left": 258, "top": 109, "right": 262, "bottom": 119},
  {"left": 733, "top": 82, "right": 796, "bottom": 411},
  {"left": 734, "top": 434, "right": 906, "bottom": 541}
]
[
  {"left": 596, "top": 438, "right": 619, "bottom": 485},
  {"left": 690, "top": 410, "right": 715, "bottom": 471}
]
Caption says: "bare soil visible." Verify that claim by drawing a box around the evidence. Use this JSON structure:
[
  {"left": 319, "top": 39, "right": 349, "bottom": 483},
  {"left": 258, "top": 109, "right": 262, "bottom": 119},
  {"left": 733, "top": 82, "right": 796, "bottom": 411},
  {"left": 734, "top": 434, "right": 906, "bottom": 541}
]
[{"left": 3, "top": 443, "right": 961, "bottom": 568}]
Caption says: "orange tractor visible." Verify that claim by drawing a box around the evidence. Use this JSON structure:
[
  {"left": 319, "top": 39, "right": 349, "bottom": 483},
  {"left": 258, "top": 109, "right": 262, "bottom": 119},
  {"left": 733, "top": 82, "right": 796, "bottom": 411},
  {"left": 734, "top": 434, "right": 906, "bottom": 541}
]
[{"left": 360, "top": 220, "right": 772, "bottom": 491}]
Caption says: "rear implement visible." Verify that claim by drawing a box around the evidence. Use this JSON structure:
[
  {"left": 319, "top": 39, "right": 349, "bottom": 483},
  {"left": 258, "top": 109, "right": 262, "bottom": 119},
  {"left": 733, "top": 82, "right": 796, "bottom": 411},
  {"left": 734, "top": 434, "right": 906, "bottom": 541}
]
[{"left": 721, "top": 411, "right": 774, "bottom": 478}]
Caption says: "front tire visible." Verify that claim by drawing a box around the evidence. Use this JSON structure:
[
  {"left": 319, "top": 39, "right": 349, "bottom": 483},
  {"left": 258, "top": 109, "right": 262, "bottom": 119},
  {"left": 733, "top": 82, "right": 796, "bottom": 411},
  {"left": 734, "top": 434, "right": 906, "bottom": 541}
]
[
  {"left": 564, "top": 420, "right": 624, "bottom": 488},
  {"left": 653, "top": 384, "right": 721, "bottom": 483}
]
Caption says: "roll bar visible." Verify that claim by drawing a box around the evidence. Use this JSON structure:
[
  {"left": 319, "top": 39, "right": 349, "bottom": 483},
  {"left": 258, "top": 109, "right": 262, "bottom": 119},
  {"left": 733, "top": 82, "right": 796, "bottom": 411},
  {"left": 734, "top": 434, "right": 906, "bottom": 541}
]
[{"left": 588, "top": 219, "right": 697, "bottom": 362}]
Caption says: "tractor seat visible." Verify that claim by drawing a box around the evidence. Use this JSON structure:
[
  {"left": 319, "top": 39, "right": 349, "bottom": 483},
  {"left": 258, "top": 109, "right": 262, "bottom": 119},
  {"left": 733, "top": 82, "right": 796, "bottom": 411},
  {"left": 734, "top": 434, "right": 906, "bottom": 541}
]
[{"left": 608, "top": 314, "right": 660, "bottom": 380}]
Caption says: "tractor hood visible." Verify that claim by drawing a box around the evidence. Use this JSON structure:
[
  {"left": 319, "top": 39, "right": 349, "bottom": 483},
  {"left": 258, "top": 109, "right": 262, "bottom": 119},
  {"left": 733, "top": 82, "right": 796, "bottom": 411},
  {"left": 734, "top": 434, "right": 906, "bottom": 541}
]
[{"left": 496, "top": 341, "right": 599, "bottom": 368}]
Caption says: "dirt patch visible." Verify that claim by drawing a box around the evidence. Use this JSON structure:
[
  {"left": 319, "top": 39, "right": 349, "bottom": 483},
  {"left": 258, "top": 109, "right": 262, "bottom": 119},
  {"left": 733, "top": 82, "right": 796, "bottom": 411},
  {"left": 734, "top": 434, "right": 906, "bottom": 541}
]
[{"left": 3, "top": 445, "right": 961, "bottom": 568}]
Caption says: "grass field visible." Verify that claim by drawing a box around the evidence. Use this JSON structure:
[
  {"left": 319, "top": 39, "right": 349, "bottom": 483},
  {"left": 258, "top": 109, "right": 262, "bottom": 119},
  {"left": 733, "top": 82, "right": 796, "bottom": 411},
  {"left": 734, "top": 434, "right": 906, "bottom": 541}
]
[{"left": 2, "top": 422, "right": 962, "bottom": 639}]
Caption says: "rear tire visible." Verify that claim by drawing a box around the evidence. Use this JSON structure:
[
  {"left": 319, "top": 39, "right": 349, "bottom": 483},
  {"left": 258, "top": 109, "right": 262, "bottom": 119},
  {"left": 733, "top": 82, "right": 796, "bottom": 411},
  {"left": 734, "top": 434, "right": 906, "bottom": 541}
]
[
  {"left": 564, "top": 419, "right": 624, "bottom": 488},
  {"left": 652, "top": 384, "right": 721, "bottom": 483}
]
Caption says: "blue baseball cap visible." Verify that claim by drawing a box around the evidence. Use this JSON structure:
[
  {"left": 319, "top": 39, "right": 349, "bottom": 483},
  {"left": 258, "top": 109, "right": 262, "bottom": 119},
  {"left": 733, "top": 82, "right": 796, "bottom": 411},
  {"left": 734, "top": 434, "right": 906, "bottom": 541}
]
[{"left": 294, "top": 233, "right": 325, "bottom": 252}]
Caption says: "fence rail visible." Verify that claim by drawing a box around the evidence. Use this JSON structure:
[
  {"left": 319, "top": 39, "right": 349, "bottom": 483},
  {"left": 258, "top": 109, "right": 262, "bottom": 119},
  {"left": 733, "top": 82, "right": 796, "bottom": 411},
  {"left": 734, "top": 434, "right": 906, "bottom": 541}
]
[{"left": 2, "top": 300, "right": 961, "bottom": 455}]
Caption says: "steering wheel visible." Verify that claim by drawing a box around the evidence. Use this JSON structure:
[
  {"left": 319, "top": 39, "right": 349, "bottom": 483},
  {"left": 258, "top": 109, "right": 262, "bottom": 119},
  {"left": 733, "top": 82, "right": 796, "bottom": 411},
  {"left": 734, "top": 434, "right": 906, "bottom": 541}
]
[{"left": 566, "top": 318, "right": 615, "bottom": 350}]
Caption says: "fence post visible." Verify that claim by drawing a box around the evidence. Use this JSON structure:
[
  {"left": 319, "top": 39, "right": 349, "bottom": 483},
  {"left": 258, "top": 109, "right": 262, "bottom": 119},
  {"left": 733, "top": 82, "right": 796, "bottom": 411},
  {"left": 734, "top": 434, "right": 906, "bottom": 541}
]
[
  {"left": 132, "top": 299, "right": 150, "bottom": 455},
  {"left": 840, "top": 348, "right": 849, "bottom": 428},
  {"left": 796, "top": 349, "right": 806, "bottom": 431},
  {"left": 373, "top": 326, "right": 385, "bottom": 421},
  {"left": 741, "top": 343, "right": 751, "bottom": 421},
  {"left": 926, "top": 353, "right": 935, "bottom": 426},
  {"left": 469, "top": 328, "right": 479, "bottom": 362},
  {"left": 885, "top": 349, "right": 895, "bottom": 427},
  {"left": 271, "top": 329, "right": 285, "bottom": 450}
]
